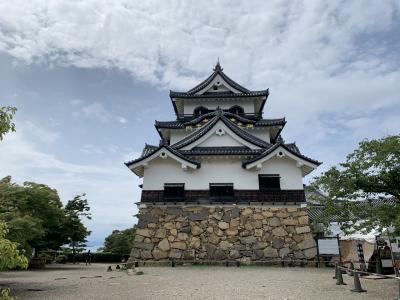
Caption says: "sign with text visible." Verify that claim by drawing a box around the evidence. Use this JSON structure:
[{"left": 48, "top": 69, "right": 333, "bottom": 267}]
[{"left": 317, "top": 239, "right": 340, "bottom": 255}]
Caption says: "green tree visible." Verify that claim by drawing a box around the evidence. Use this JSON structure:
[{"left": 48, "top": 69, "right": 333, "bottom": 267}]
[
  {"left": 100, "top": 227, "right": 136, "bottom": 255},
  {"left": 0, "top": 177, "right": 68, "bottom": 254},
  {"left": 310, "top": 135, "right": 400, "bottom": 235},
  {"left": 0, "top": 106, "right": 17, "bottom": 141},
  {"left": 64, "top": 194, "right": 91, "bottom": 262},
  {"left": 0, "top": 221, "right": 28, "bottom": 270}
]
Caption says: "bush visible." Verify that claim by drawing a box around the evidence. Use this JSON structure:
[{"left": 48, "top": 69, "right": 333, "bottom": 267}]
[
  {"left": 0, "top": 288, "right": 13, "bottom": 300},
  {"left": 55, "top": 255, "right": 67, "bottom": 264},
  {"left": 38, "top": 253, "right": 53, "bottom": 264}
]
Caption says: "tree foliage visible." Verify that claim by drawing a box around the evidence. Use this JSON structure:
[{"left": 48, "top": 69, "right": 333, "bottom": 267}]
[
  {"left": 63, "top": 194, "right": 91, "bottom": 259},
  {"left": 100, "top": 227, "right": 136, "bottom": 255},
  {"left": 0, "top": 177, "right": 91, "bottom": 259},
  {"left": 0, "top": 106, "right": 17, "bottom": 141},
  {"left": 309, "top": 135, "right": 400, "bottom": 235},
  {"left": 0, "top": 221, "right": 28, "bottom": 271}
]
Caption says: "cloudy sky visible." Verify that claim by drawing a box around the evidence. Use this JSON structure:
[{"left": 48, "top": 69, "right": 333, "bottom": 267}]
[{"left": 1, "top": 0, "right": 399, "bottom": 249}]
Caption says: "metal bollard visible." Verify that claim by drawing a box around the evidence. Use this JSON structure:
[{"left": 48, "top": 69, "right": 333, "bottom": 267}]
[
  {"left": 376, "top": 259, "right": 382, "bottom": 275},
  {"left": 236, "top": 261, "right": 240, "bottom": 267},
  {"left": 348, "top": 262, "right": 355, "bottom": 277},
  {"left": 171, "top": 261, "right": 175, "bottom": 267},
  {"left": 336, "top": 266, "right": 346, "bottom": 286},
  {"left": 225, "top": 261, "right": 229, "bottom": 267},
  {"left": 350, "top": 271, "right": 366, "bottom": 293},
  {"left": 333, "top": 263, "right": 337, "bottom": 279}
]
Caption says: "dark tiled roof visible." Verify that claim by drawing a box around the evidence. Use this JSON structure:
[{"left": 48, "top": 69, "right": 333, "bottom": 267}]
[
  {"left": 171, "top": 112, "right": 271, "bottom": 149},
  {"left": 141, "top": 144, "right": 158, "bottom": 157},
  {"left": 307, "top": 197, "right": 398, "bottom": 223},
  {"left": 155, "top": 121, "right": 185, "bottom": 129},
  {"left": 180, "top": 146, "right": 263, "bottom": 156},
  {"left": 255, "top": 118, "right": 286, "bottom": 127},
  {"left": 184, "top": 110, "right": 256, "bottom": 126},
  {"left": 125, "top": 145, "right": 201, "bottom": 168},
  {"left": 169, "top": 90, "right": 269, "bottom": 98},
  {"left": 171, "top": 116, "right": 220, "bottom": 149},
  {"left": 185, "top": 62, "right": 250, "bottom": 95},
  {"left": 242, "top": 142, "right": 322, "bottom": 167},
  {"left": 222, "top": 115, "right": 271, "bottom": 148},
  {"left": 307, "top": 206, "right": 339, "bottom": 222},
  {"left": 154, "top": 115, "right": 286, "bottom": 131},
  {"left": 285, "top": 143, "right": 300, "bottom": 154},
  {"left": 169, "top": 62, "right": 269, "bottom": 98}
]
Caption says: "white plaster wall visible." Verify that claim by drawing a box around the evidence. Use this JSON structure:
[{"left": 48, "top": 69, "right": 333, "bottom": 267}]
[
  {"left": 197, "top": 133, "right": 244, "bottom": 147},
  {"left": 142, "top": 156, "right": 304, "bottom": 190},
  {"left": 183, "top": 100, "right": 255, "bottom": 115},
  {"left": 170, "top": 130, "right": 190, "bottom": 144}
]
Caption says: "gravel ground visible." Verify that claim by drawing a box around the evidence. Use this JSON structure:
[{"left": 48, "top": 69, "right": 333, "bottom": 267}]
[{"left": 1, "top": 263, "right": 399, "bottom": 300}]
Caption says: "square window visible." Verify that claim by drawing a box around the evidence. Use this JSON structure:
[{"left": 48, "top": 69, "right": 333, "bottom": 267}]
[
  {"left": 210, "top": 183, "right": 234, "bottom": 199},
  {"left": 164, "top": 183, "right": 185, "bottom": 200},
  {"left": 259, "top": 175, "right": 280, "bottom": 190}
]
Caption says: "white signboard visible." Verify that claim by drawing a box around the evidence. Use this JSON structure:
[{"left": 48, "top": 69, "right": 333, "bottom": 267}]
[
  {"left": 381, "top": 259, "right": 393, "bottom": 268},
  {"left": 318, "top": 239, "right": 340, "bottom": 255}
]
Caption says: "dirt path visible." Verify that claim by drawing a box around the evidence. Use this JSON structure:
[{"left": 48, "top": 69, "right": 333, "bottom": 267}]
[{"left": 1, "top": 263, "right": 398, "bottom": 299}]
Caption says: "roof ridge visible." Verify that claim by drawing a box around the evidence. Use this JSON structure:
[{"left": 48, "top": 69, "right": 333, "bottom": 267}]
[
  {"left": 125, "top": 144, "right": 201, "bottom": 167},
  {"left": 177, "top": 64, "right": 251, "bottom": 95},
  {"left": 171, "top": 114, "right": 271, "bottom": 149},
  {"left": 242, "top": 142, "right": 321, "bottom": 167}
]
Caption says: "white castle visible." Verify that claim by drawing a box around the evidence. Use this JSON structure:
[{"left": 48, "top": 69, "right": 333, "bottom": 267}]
[{"left": 126, "top": 62, "right": 321, "bottom": 262}]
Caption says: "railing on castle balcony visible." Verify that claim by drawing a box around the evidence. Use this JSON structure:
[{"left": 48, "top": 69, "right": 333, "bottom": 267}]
[{"left": 140, "top": 190, "right": 306, "bottom": 204}]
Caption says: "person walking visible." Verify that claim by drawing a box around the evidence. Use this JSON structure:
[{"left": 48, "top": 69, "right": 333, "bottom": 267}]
[{"left": 85, "top": 250, "right": 92, "bottom": 266}]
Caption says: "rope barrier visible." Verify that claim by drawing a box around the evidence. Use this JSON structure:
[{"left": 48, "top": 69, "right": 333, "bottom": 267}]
[{"left": 334, "top": 262, "right": 400, "bottom": 297}]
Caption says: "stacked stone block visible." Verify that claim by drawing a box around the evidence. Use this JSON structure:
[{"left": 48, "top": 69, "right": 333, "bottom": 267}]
[{"left": 129, "top": 206, "right": 317, "bottom": 262}]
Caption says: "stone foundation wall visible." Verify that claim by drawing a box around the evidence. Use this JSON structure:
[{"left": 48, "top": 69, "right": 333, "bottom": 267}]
[{"left": 129, "top": 205, "right": 317, "bottom": 262}]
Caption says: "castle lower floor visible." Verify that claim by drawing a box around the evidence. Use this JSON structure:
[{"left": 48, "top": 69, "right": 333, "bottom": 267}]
[{"left": 129, "top": 205, "right": 317, "bottom": 262}]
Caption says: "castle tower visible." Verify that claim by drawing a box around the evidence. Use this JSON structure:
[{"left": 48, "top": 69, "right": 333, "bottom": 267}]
[{"left": 125, "top": 63, "right": 321, "bottom": 263}]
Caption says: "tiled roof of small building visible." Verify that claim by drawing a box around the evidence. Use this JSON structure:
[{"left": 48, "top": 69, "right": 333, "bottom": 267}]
[{"left": 306, "top": 196, "right": 398, "bottom": 223}]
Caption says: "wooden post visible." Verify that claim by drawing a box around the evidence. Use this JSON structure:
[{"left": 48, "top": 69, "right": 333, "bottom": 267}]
[
  {"left": 315, "top": 237, "right": 320, "bottom": 268},
  {"left": 337, "top": 234, "right": 342, "bottom": 264}
]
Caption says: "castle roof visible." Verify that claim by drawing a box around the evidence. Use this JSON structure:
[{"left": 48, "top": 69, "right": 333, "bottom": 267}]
[
  {"left": 170, "top": 110, "right": 271, "bottom": 149},
  {"left": 170, "top": 62, "right": 269, "bottom": 117}
]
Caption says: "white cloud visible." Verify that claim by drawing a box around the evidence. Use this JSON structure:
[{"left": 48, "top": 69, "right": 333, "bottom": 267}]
[
  {"left": 0, "top": 124, "right": 141, "bottom": 247},
  {"left": 117, "top": 116, "right": 127, "bottom": 124},
  {"left": 81, "top": 101, "right": 111, "bottom": 122},
  {"left": 23, "top": 120, "right": 60, "bottom": 143},
  {"left": 0, "top": 1, "right": 398, "bottom": 88}
]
